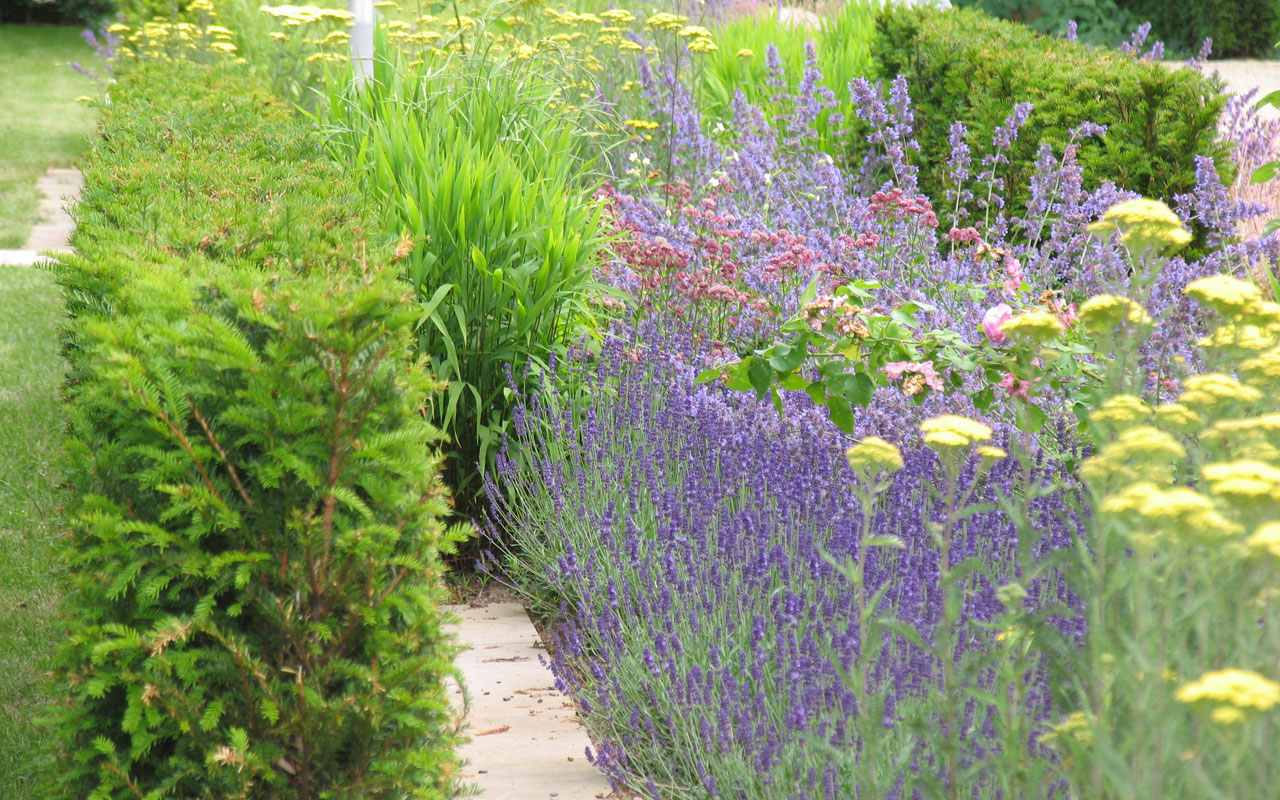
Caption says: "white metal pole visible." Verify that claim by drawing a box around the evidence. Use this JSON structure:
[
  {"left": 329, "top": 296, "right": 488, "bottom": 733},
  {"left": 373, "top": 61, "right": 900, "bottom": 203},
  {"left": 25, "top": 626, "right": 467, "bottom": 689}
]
[{"left": 349, "top": 0, "right": 374, "bottom": 86}]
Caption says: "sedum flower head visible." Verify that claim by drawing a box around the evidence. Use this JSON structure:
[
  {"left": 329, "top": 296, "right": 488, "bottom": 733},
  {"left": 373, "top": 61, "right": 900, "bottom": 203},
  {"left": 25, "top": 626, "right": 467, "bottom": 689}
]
[
  {"left": 845, "top": 437, "right": 903, "bottom": 474},
  {"left": 920, "top": 415, "right": 993, "bottom": 449},
  {"left": 1077, "top": 294, "right": 1151, "bottom": 332},
  {"left": 1089, "top": 394, "right": 1152, "bottom": 428},
  {"left": 1087, "top": 198, "right": 1192, "bottom": 250},
  {"left": 1185, "top": 275, "right": 1264, "bottom": 316},
  {"left": 1178, "top": 373, "right": 1261, "bottom": 408},
  {"left": 1175, "top": 669, "right": 1280, "bottom": 722}
]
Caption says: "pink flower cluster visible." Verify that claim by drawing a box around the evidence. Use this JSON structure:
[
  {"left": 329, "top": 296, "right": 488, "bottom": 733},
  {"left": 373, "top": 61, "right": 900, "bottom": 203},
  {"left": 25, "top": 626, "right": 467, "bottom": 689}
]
[
  {"left": 946, "top": 226, "right": 981, "bottom": 244},
  {"left": 869, "top": 188, "right": 939, "bottom": 227}
]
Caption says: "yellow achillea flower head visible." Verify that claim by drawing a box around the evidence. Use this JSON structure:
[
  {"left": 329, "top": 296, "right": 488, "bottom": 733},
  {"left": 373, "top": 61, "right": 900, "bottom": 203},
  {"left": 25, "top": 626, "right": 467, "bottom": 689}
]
[
  {"left": 1043, "top": 711, "right": 1094, "bottom": 748},
  {"left": 1179, "top": 372, "right": 1262, "bottom": 408},
  {"left": 978, "top": 446, "right": 1007, "bottom": 460},
  {"left": 846, "top": 437, "right": 904, "bottom": 474},
  {"left": 737, "top": 48, "right": 755, "bottom": 59},
  {"left": 1077, "top": 294, "right": 1151, "bottom": 332},
  {"left": 923, "top": 431, "right": 969, "bottom": 448},
  {"left": 1241, "top": 347, "right": 1280, "bottom": 386},
  {"left": 1101, "top": 482, "right": 1239, "bottom": 541},
  {"left": 1105, "top": 426, "right": 1187, "bottom": 462},
  {"left": 1246, "top": 523, "right": 1280, "bottom": 559},
  {"left": 677, "top": 24, "right": 712, "bottom": 37},
  {"left": 921, "top": 415, "right": 993, "bottom": 449},
  {"left": 1087, "top": 198, "right": 1192, "bottom": 250},
  {"left": 1153, "top": 402, "right": 1201, "bottom": 433},
  {"left": 1198, "top": 324, "right": 1275, "bottom": 351},
  {"left": 1000, "top": 309, "right": 1064, "bottom": 342},
  {"left": 1089, "top": 394, "right": 1152, "bottom": 428},
  {"left": 1202, "top": 460, "right": 1280, "bottom": 502},
  {"left": 1099, "top": 481, "right": 1163, "bottom": 514},
  {"left": 601, "top": 8, "right": 635, "bottom": 22},
  {"left": 1185, "top": 274, "right": 1264, "bottom": 317},
  {"left": 1175, "top": 669, "right": 1280, "bottom": 723},
  {"left": 687, "top": 37, "right": 717, "bottom": 53}
]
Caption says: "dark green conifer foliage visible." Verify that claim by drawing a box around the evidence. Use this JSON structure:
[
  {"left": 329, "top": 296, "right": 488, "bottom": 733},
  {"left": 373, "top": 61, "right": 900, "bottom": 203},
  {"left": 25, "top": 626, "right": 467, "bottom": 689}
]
[{"left": 47, "top": 61, "right": 469, "bottom": 800}]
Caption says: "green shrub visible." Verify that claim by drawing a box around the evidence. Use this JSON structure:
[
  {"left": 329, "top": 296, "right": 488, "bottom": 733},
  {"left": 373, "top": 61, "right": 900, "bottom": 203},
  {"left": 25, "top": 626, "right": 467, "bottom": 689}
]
[
  {"left": 1116, "top": 0, "right": 1280, "bottom": 58},
  {"left": 950, "top": 0, "right": 1132, "bottom": 46},
  {"left": 871, "top": 7, "right": 1232, "bottom": 241},
  {"left": 48, "top": 60, "right": 468, "bottom": 800},
  {"left": 0, "top": 0, "right": 114, "bottom": 24},
  {"left": 322, "top": 47, "right": 611, "bottom": 507}
]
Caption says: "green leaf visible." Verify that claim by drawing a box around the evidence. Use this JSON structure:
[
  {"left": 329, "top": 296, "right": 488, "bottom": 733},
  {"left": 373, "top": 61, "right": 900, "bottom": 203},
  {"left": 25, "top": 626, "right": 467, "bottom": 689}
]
[
  {"left": 695, "top": 366, "right": 723, "bottom": 384},
  {"left": 748, "top": 357, "right": 774, "bottom": 398},
  {"left": 827, "top": 395, "right": 854, "bottom": 433},
  {"left": 1252, "top": 161, "right": 1280, "bottom": 185},
  {"left": 767, "top": 339, "right": 808, "bottom": 373},
  {"left": 847, "top": 371, "right": 874, "bottom": 406},
  {"left": 1017, "top": 401, "right": 1047, "bottom": 434},
  {"left": 1256, "top": 89, "right": 1280, "bottom": 111},
  {"left": 725, "top": 359, "right": 754, "bottom": 391}
]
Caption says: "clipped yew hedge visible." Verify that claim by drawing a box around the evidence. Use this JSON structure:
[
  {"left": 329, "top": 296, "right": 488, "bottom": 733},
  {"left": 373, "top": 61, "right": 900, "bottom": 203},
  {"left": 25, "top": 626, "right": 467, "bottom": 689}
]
[
  {"left": 872, "top": 7, "right": 1232, "bottom": 241},
  {"left": 47, "top": 60, "right": 469, "bottom": 800}
]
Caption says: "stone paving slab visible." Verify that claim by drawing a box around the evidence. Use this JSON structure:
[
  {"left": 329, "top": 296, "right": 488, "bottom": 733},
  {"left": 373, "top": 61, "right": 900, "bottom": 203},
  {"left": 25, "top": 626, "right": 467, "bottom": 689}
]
[
  {"left": 446, "top": 602, "right": 614, "bottom": 800},
  {"left": 25, "top": 167, "right": 83, "bottom": 253},
  {"left": 1164, "top": 59, "right": 1280, "bottom": 119},
  {"left": 0, "top": 250, "right": 48, "bottom": 267}
]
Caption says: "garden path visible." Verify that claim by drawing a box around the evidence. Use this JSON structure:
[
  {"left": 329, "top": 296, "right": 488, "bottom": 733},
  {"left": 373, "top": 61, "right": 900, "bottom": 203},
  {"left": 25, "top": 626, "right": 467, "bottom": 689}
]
[
  {"left": 447, "top": 602, "right": 617, "bottom": 799},
  {"left": 1199, "top": 60, "right": 1280, "bottom": 119},
  {"left": 0, "top": 166, "right": 80, "bottom": 266}
]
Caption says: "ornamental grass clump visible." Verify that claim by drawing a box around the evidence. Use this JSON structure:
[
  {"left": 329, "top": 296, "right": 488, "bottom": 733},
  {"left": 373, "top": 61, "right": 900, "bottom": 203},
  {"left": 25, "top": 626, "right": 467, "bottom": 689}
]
[
  {"left": 322, "top": 43, "right": 611, "bottom": 508},
  {"left": 1050, "top": 199, "right": 1280, "bottom": 796}
]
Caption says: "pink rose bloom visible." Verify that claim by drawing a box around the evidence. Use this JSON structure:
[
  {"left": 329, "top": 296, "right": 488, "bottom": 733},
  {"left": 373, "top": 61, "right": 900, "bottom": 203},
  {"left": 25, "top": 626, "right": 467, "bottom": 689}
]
[
  {"left": 981, "top": 304, "right": 1014, "bottom": 343},
  {"left": 1002, "top": 257, "right": 1024, "bottom": 296},
  {"left": 883, "top": 360, "right": 912, "bottom": 380},
  {"left": 999, "top": 373, "right": 1032, "bottom": 398},
  {"left": 1060, "top": 302, "right": 1079, "bottom": 328},
  {"left": 882, "top": 360, "right": 945, "bottom": 392}
]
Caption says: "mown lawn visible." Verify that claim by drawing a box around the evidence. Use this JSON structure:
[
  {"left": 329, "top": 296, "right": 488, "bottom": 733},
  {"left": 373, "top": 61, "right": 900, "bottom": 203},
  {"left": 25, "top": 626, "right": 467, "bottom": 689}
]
[
  {"left": 0, "top": 23, "right": 93, "bottom": 797},
  {"left": 0, "top": 24, "right": 96, "bottom": 248},
  {"left": 0, "top": 265, "right": 65, "bottom": 797}
]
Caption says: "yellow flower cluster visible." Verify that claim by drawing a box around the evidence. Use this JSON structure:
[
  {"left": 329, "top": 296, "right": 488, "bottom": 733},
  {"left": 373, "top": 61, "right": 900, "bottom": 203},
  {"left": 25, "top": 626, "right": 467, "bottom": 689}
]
[
  {"left": 1089, "top": 394, "right": 1151, "bottom": 429},
  {"left": 1178, "top": 372, "right": 1261, "bottom": 408},
  {"left": 1077, "top": 264, "right": 1280, "bottom": 735},
  {"left": 845, "top": 436, "right": 904, "bottom": 475},
  {"left": 1000, "top": 309, "right": 1064, "bottom": 342},
  {"left": 260, "top": 5, "right": 355, "bottom": 24},
  {"left": 920, "top": 415, "right": 993, "bottom": 450},
  {"left": 1175, "top": 669, "right": 1280, "bottom": 725},
  {"left": 1087, "top": 198, "right": 1192, "bottom": 251},
  {"left": 1077, "top": 294, "right": 1151, "bottom": 333}
]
